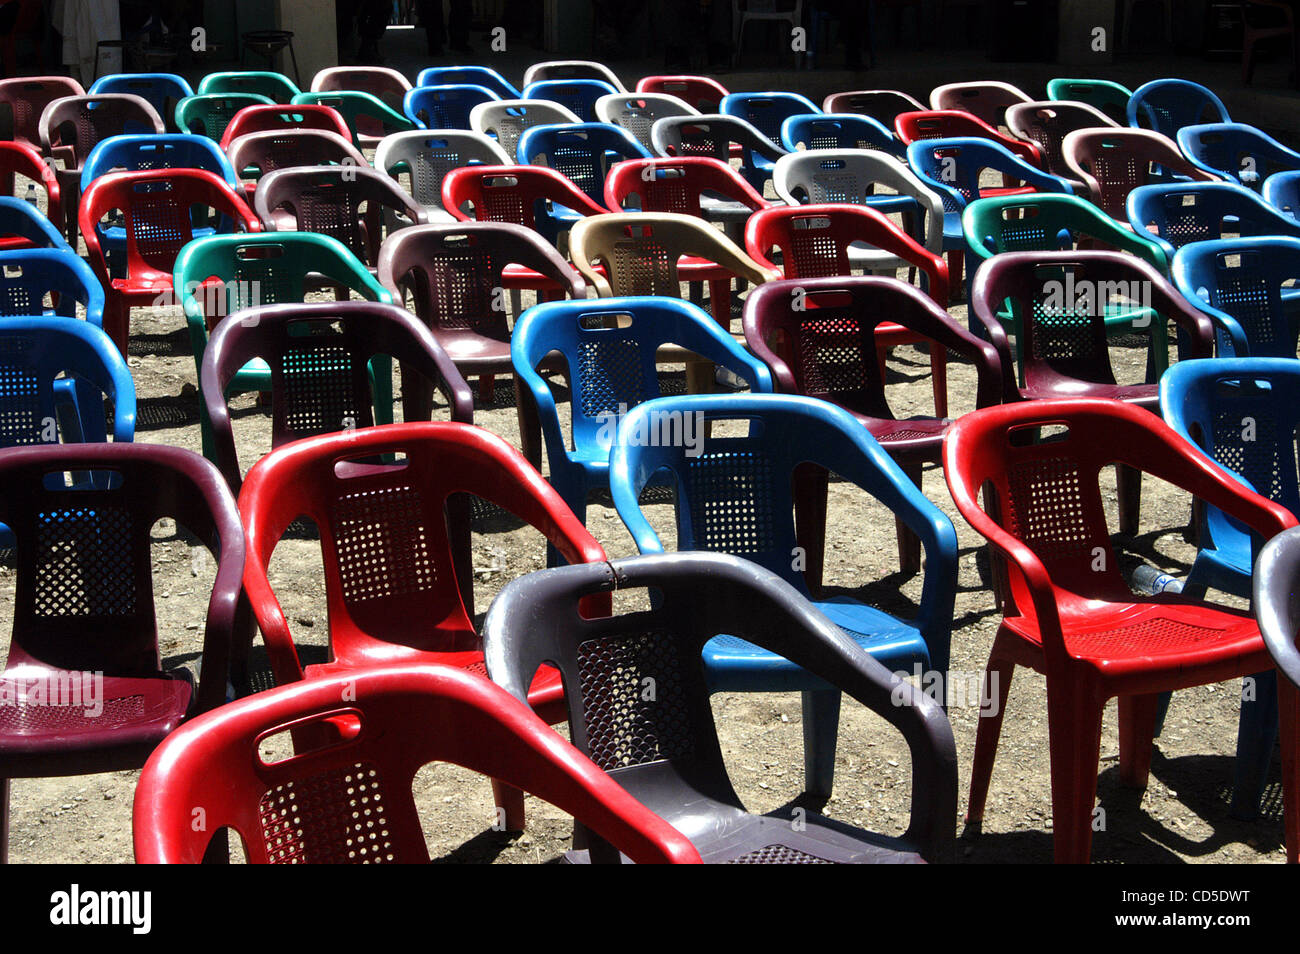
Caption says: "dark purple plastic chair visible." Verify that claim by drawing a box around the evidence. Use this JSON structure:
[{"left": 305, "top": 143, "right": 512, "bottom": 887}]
[{"left": 0, "top": 441, "right": 244, "bottom": 862}]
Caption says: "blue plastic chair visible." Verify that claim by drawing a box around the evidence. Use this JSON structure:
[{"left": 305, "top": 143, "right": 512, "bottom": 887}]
[
  {"left": 517, "top": 122, "right": 651, "bottom": 210},
  {"left": 907, "top": 136, "right": 1074, "bottom": 278},
  {"left": 1176, "top": 123, "right": 1300, "bottom": 191},
  {"left": 1159, "top": 356, "right": 1300, "bottom": 818},
  {"left": 1172, "top": 236, "right": 1300, "bottom": 357},
  {"left": 721, "top": 91, "right": 821, "bottom": 148},
  {"left": 1127, "top": 181, "right": 1300, "bottom": 260},
  {"left": 0, "top": 197, "right": 72, "bottom": 251},
  {"left": 520, "top": 79, "right": 618, "bottom": 123},
  {"left": 0, "top": 248, "right": 105, "bottom": 326},
  {"left": 89, "top": 74, "right": 194, "bottom": 131},
  {"left": 608, "top": 391, "right": 959, "bottom": 796},
  {"left": 1263, "top": 170, "right": 1300, "bottom": 219},
  {"left": 1127, "top": 79, "right": 1230, "bottom": 138},
  {"left": 418, "top": 66, "right": 521, "bottom": 100},
  {"left": 511, "top": 295, "right": 773, "bottom": 538},
  {"left": 403, "top": 84, "right": 501, "bottom": 130},
  {"left": 779, "top": 112, "right": 904, "bottom": 158}
]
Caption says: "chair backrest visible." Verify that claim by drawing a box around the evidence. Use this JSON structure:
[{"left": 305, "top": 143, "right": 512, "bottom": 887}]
[
  {"left": 289, "top": 91, "right": 416, "bottom": 145},
  {"left": 895, "top": 109, "right": 1043, "bottom": 167},
  {"left": 416, "top": 66, "right": 519, "bottom": 100},
  {"left": 603, "top": 156, "right": 768, "bottom": 217},
  {"left": 907, "top": 137, "right": 1074, "bottom": 218},
  {"left": 595, "top": 92, "right": 697, "bottom": 150},
  {"left": 772, "top": 149, "right": 946, "bottom": 252},
  {"left": 511, "top": 295, "right": 772, "bottom": 468},
  {"left": 0, "top": 247, "right": 105, "bottom": 325},
  {"left": 743, "top": 276, "right": 999, "bottom": 419},
  {"left": 1254, "top": 525, "right": 1300, "bottom": 691},
  {"left": 403, "top": 84, "right": 501, "bottom": 130},
  {"left": 636, "top": 74, "right": 728, "bottom": 112},
  {"left": 81, "top": 169, "right": 260, "bottom": 287},
  {"left": 1127, "top": 78, "right": 1230, "bottom": 138},
  {"left": 88, "top": 74, "right": 193, "bottom": 129},
  {"left": 821, "top": 89, "right": 925, "bottom": 126},
  {"left": 133, "top": 664, "right": 701, "bottom": 863},
  {"left": 40, "top": 94, "right": 165, "bottom": 169},
  {"left": 0, "top": 196, "right": 71, "bottom": 250},
  {"left": 225, "top": 129, "right": 366, "bottom": 185},
  {"left": 929, "top": 81, "right": 1033, "bottom": 129},
  {"left": 1264, "top": 169, "right": 1300, "bottom": 219},
  {"left": 650, "top": 114, "right": 787, "bottom": 193},
  {"left": 517, "top": 122, "right": 652, "bottom": 204},
  {"left": 1176, "top": 122, "right": 1300, "bottom": 190},
  {"left": 1160, "top": 357, "right": 1300, "bottom": 564},
  {"left": 175, "top": 94, "right": 276, "bottom": 140},
  {"left": 0, "top": 317, "right": 133, "bottom": 446},
  {"left": 1045, "top": 77, "right": 1133, "bottom": 124},
  {"left": 378, "top": 220, "right": 585, "bottom": 341},
  {"left": 440, "top": 163, "right": 609, "bottom": 243},
  {"left": 374, "top": 130, "right": 510, "bottom": 214},
  {"left": 81, "top": 133, "right": 239, "bottom": 191},
  {"left": 523, "top": 60, "right": 627, "bottom": 93},
  {"left": 1172, "top": 235, "right": 1300, "bottom": 357},
  {"left": 521, "top": 79, "right": 619, "bottom": 123},
  {"left": 971, "top": 249, "right": 1214, "bottom": 398},
  {"left": 1127, "top": 181, "right": 1300, "bottom": 260},
  {"left": 253, "top": 165, "right": 425, "bottom": 265},
  {"left": 0, "top": 440, "right": 240, "bottom": 708},
  {"left": 0, "top": 76, "right": 84, "bottom": 148},
  {"left": 217, "top": 104, "right": 353, "bottom": 150},
  {"left": 568, "top": 211, "right": 778, "bottom": 297},
  {"left": 237, "top": 421, "right": 607, "bottom": 684},
  {"left": 779, "top": 112, "right": 902, "bottom": 157},
  {"left": 745, "top": 203, "right": 949, "bottom": 299},
  {"left": 1062, "top": 127, "right": 1220, "bottom": 219},
  {"left": 0, "top": 139, "right": 60, "bottom": 220},
  {"left": 1005, "top": 100, "right": 1118, "bottom": 179},
  {"left": 198, "top": 71, "right": 300, "bottom": 103},
  {"left": 469, "top": 98, "right": 581, "bottom": 159},
  {"left": 201, "top": 300, "right": 472, "bottom": 489},
  {"left": 720, "top": 91, "right": 820, "bottom": 148},
  {"left": 312, "top": 66, "right": 413, "bottom": 104}
]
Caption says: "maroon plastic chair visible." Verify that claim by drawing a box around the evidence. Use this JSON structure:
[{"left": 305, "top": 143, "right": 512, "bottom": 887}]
[
  {"left": 0, "top": 139, "right": 59, "bottom": 249},
  {"left": 744, "top": 275, "right": 1001, "bottom": 577},
  {"left": 930, "top": 81, "right": 1033, "bottom": 131},
  {"left": 37, "top": 93, "right": 164, "bottom": 242},
  {"left": 0, "top": 75, "right": 83, "bottom": 150},
  {"left": 0, "top": 441, "right": 244, "bottom": 862},
  {"left": 970, "top": 249, "right": 1216, "bottom": 536},
  {"left": 895, "top": 109, "right": 1044, "bottom": 168},
  {"left": 200, "top": 300, "right": 474, "bottom": 491},
  {"left": 217, "top": 103, "right": 352, "bottom": 150},
  {"left": 821, "top": 89, "right": 925, "bottom": 127},
  {"left": 1005, "top": 100, "right": 1119, "bottom": 185},
  {"left": 253, "top": 165, "right": 427, "bottom": 269},
  {"left": 224, "top": 128, "right": 367, "bottom": 204},
  {"left": 310, "top": 65, "right": 411, "bottom": 111},
  {"left": 133, "top": 664, "right": 702, "bottom": 863},
  {"left": 378, "top": 221, "right": 588, "bottom": 466},
  {"left": 636, "top": 74, "right": 729, "bottom": 112}
]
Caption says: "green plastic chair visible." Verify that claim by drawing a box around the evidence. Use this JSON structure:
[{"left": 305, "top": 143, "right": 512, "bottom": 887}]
[
  {"left": 290, "top": 91, "right": 415, "bottom": 149},
  {"left": 174, "top": 231, "right": 395, "bottom": 457},
  {"left": 198, "top": 71, "right": 300, "bottom": 103},
  {"left": 175, "top": 93, "right": 275, "bottom": 141},
  {"left": 963, "top": 192, "right": 1171, "bottom": 381},
  {"left": 1046, "top": 78, "right": 1133, "bottom": 125}
]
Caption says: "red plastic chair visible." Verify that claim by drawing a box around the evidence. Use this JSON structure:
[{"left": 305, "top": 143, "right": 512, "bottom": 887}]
[
  {"left": 0, "top": 139, "right": 58, "bottom": 249},
  {"left": 217, "top": 103, "right": 352, "bottom": 150},
  {"left": 635, "top": 74, "right": 729, "bottom": 113},
  {"left": 603, "top": 155, "right": 768, "bottom": 221},
  {"left": 895, "top": 109, "right": 1044, "bottom": 168},
  {"left": 942, "top": 397, "right": 1297, "bottom": 863},
  {"left": 745, "top": 202, "right": 952, "bottom": 416},
  {"left": 744, "top": 275, "right": 999, "bottom": 575},
  {"left": 441, "top": 162, "right": 608, "bottom": 241},
  {"left": 80, "top": 168, "right": 262, "bottom": 354},
  {"left": 0, "top": 441, "right": 245, "bottom": 863},
  {"left": 238, "top": 420, "right": 610, "bottom": 829},
  {"left": 133, "top": 664, "right": 701, "bottom": 863},
  {"left": 0, "top": 75, "right": 82, "bottom": 150}
]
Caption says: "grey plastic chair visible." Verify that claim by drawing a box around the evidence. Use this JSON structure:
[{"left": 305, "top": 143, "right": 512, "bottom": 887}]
[
  {"left": 470, "top": 98, "right": 582, "bottom": 160},
  {"left": 650, "top": 113, "right": 787, "bottom": 195},
  {"left": 482, "top": 551, "right": 958, "bottom": 864},
  {"left": 595, "top": 92, "right": 698, "bottom": 151},
  {"left": 1005, "top": 100, "right": 1118, "bottom": 185},
  {"left": 374, "top": 129, "right": 510, "bottom": 222}
]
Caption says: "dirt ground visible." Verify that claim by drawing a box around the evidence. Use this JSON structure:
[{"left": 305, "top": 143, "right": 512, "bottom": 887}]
[{"left": 0, "top": 191, "right": 1288, "bottom": 864}]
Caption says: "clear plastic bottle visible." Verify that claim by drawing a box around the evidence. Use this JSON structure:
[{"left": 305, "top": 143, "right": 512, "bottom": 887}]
[
  {"left": 24, "top": 183, "right": 38, "bottom": 207},
  {"left": 1130, "top": 563, "right": 1183, "bottom": 595}
]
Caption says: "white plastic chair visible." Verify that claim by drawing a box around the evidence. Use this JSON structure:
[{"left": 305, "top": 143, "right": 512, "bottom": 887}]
[
  {"left": 469, "top": 98, "right": 581, "bottom": 162},
  {"left": 521, "top": 60, "right": 628, "bottom": 93},
  {"left": 929, "top": 81, "right": 1034, "bottom": 131},
  {"left": 373, "top": 129, "right": 510, "bottom": 222},
  {"left": 595, "top": 93, "right": 698, "bottom": 151}
]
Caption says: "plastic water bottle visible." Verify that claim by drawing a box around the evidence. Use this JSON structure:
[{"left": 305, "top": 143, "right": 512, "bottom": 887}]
[
  {"left": 24, "top": 183, "right": 37, "bottom": 207},
  {"left": 1130, "top": 563, "right": 1183, "bottom": 595}
]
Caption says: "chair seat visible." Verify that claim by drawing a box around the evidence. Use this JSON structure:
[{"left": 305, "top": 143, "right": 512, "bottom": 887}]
[
  {"left": 850, "top": 414, "right": 949, "bottom": 462},
  {"left": 699, "top": 195, "right": 758, "bottom": 224},
  {"left": 1018, "top": 380, "right": 1156, "bottom": 407}
]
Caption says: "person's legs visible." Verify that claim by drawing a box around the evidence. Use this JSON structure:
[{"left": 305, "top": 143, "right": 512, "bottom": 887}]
[
  {"left": 416, "top": 0, "right": 446, "bottom": 53},
  {"left": 357, "top": 0, "right": 389, "bottom": 62},
  {"left": 448, "top": 0, "right": 472, "bottom": 51}
]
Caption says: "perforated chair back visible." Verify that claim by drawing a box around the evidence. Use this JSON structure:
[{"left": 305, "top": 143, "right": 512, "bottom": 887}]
[
  {"left": 416, "top": 66, "right": 519, "bottom": 100},
  {"left": 821, "top": 89, "right": 925, "bottom": 126},
  {"left": 374, "top": 130, "right": 510, "bottom": 218},
  {"left": 0, "top": 246, "right": 104, "bottom": 325},
  {"left": 895, "top": 109, "right": 1043, "bottom": 167},
  {"left": 603, "top": 156, "right": 768, "bottom": 218},
  {"left": 289, "top": 91, "right": 416, "bottom": 147},
  {"left": 780, "top": 113, "right": 902, "bottom": 157},
  {"left": 225, "top": 129, "right": 366, "bottom": 186},
  {"left": 636, "top": 74, "right": 729, "bottom": 112},
  {"left": 1005, "top": 100, "right": 1118, "bottom": 180},
  {"left": 907, "top": 137, "right": 1074, "bottom": 222},
  {"left": 1045, "top": 77, "right": 1133, "bottom": 124},
  {"left": 1177, "top": 122, "right": 1300, "bottom": 191},
  {"left": 440, "top": 163, "right": 609, "bottom": 244},
  {"left": 517, "top": 122, "right": 652, "bottom": 204},
  {"left": 521, "top": 79, "right": 618, "bottom": 123},
  {"left": 40, "top": 94, "right": 164, "bottom": 170},
  {"left": 312, "top": 66, "right": 413, "bottom": 105},
  {"left": 403, "top": 84, "right": 501, "bottom": 130},
  {"left": 595, "top": 92, "right": 697, "bottom": 151},
  {"left": 198, "top": 71, "right": 300, "bottom": 103},
  {"left": 523, "top": 60, "right": 627, "bottom": 93},
  {"left": 1127, "top": 181, "right": 1300, "bottom": 260},
  {"left": 651, "top": 114, "right": 787, "bottom": 193},
  {"left": 720, "top": 91, "right": 820, "bottom": 148},
  {"left": 175, "top": 93, "right": 275, "bottom": 140},
  {"left": 1127, "top": 78, "right": 1230, "bottom": 137},
  {"left": 89, "top": 74, "right": 193, "bottom": 130},
  {"left": 0, "top": 76, "right": 84, "bottom": 149},
  {"left": 1063, "top": 127, "right": 1219, "bottom": 220},
  {"left": 217, "top": 104, "right": 353, "bottom": 150},
  {"left": 82, "top": 133, "right": 239, "bottom": 191},
  {"left": 929, "top": 81, "right": 1033, "bottom": 129}
]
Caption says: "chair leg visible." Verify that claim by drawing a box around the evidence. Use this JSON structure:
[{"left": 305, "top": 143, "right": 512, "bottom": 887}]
[
  {"left": 1117, "top": 693, "right": 1161, "bottom": 789},
  {"left": 1279, "top": 676, "right": 1299, "bottom": 863},
  {"left": 967, "top": 652, "right": 1015, "bottom": 825},
  {"left": 895, "top": 459, "right": 924, "bottom": 575},
  {"left": 0, "top": 778, "right": 7, "bottom": 863},
  {"left": 514, "top": 374, "right": 542, "bottom": 470},
  {"left": 1046, "top": 680, "right": 1104, "bottom": 863},
  {"left": 946, "top": 250, "right": 963, "bottom": 304},
  {"left": 793, "top": 462, "right": 829, "bottom": 595},
  {"left": 491, "top": 779, "right": 526, "bottom": 832},
  {"left": 1116, "top": 463, "right": 1141, "bottom": 535},
  {"left": 478, "top": 373, "right": 495, "bottom": 403},
  {"left": 929, "top": 345, "right": 949, "bottom": 419},
  {"left": 1231, "top": 669, "right": 1279, "bottom": 820},
  {"left": 801, "top": 687, "right": 841, "bottom": 798}
]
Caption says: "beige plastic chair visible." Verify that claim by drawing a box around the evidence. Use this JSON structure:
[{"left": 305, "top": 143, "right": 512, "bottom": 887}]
[
  {"left": 310, "top": 66, "right": 412, "bottom": 112},
  {"left": 1062, "top": 127, "right": 1220, "bottom": 220},
  {"left": 569, "top": 211, "right": 780, "bottom": 391},
  {"left": 469, "top": 98, "right": 581, "bottom": 159},
  {"left": 929, "top": 81, "right": 1033, "bottom": 131}
]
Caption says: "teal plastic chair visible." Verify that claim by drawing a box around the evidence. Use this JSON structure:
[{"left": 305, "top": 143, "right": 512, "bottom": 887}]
[
  {"left": 198, "top": 71, "right": 300, "bottom": 103},
  {"left": 290, "top": 91, "right": 415, "bottom": 149}
]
